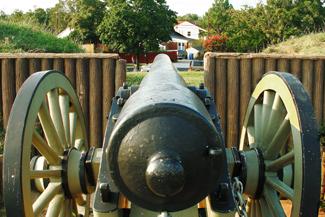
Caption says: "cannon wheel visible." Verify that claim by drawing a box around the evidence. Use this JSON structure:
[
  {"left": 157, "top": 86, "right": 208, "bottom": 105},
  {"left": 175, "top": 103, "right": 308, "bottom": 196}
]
[
  {"left": 4, "top": 71, "right": 91, "bottom": 216},
  {"left": 239, "top": 72, "right": 320, "bottom": 217}
]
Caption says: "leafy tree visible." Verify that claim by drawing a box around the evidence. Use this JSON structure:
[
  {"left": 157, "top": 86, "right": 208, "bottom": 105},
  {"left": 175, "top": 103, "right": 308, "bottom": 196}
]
[
  {"left": 48, "top": 0, "right": 74, "bottom": 33},
  {"left": 201, "top": 0, "right": 233, "bottom": 35},
  {"left": 26, "top": 8, "right": 50, "bottom": 26},
  {"left": 177, "top": 13, "right": 200, "bottom": 24},
  {"left": 98, "top": 0, "right": 177, "bottom": 69},
  {"left": 69, "top": 0, "right": 106, "bottom": 43}
]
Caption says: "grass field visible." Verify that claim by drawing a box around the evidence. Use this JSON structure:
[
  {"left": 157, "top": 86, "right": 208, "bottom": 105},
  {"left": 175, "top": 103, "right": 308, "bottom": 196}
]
[
  {"left": 263, "top": 32, "right": 325, "bottom": 55},
  {"left": 127, "top": 71, "right": 204, "bottom": 86},
  {"left": 0, "top": 20, "right": 82, "bottom": 53}
]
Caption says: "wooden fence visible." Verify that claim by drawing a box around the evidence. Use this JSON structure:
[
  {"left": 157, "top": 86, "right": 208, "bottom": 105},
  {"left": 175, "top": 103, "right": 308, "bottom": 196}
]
[
  {"left": 0, "top": 53, "right": 126, "bottom": 148},
  {"left": 204, "top": 53, "right": 325, "bottom": 148}
]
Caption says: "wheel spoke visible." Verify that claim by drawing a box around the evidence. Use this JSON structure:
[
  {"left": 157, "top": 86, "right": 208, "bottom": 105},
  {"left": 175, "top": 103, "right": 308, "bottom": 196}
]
[
  {"left": 259, "top": 198, "right": 272, "bottom": 217},
  {"left": 250, "top": 199, "right": 256, "bottom": 217},
  {"left": 266, "top": 150, "right": 294, "bottom": 172},
  {"left": 30, "top": 169, "right": 61, "bottom": 179},
  {"left": 266, "top": 176, "right": 294, "bottom": 200},
  {"left": 263, "top": 186, "right": 286, "bottom": 217},
  {"left": 69, "top": 112, "right": 77, "bottom": 146},
  {"left": 247, "top": 126, "right": 255, "bottom": 146},
  {"left": 264, "top": 114, "right": 290, "bottom": 160},
  {"left": 46, "top": 194, "right": 64, "bottom": 217},
  {"left": 254, "top": 104, "right": 263, "bottom": 147},
  {"left": 263, "top": 93, "right": 286, "bottom": 144},
  {"left": 47, "top": 89, "right": 68, "bottom": 149},
  {"left": 261, "top": 91, "right": 275, "bottom": 144},
  {"left": 33, "top": 182, "right": 62, "bottom": 216},
  {"left": 59, "top": 94, "right": 71, "bottom": 147},
  {"left": 74, "top": 139, "right": 85, "bottom": 151},
  {"left": 255, "top": 199, "right": 262, "bottom": 217},
  {"left": 38, "top": 101, "right": 64, "bottom": 154},
  {"left": 32, "top": 130, "right": 61, "bottom": 165}
]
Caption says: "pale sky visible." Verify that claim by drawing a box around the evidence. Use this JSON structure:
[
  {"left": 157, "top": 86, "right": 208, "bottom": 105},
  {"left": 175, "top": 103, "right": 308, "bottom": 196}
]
[{"left": 0, "top": 0, "right": 266, "bottom": 16}]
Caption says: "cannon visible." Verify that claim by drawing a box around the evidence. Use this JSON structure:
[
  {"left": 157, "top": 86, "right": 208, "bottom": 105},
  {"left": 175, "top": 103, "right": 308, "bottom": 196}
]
[{"left": 3, "top": 54, "right": 320, "bottom": 217}]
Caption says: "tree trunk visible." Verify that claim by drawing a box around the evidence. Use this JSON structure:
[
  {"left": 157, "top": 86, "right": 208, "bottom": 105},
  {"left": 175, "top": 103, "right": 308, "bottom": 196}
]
[{"left": 136, "top": 53, "right": 140, "bottom": 71}]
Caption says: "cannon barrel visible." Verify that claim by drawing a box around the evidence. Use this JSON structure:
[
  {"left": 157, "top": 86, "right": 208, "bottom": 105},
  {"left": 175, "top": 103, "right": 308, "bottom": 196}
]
[{"left": 106, "top": 54, "right": 225, "bottom": 211}]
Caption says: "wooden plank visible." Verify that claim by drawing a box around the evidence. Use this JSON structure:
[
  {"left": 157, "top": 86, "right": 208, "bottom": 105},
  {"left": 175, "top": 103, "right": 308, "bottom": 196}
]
[
  {"left": 102, "top": 59, "right": 116, "bottom": 135},
  {"left": 29, "top": 58, "right": 41, "bottom": 75},
  {"left": 41, "top": 58, "right": 53, "bottom": 71},
  {"left": 76, "top": 59, "right": 90, "bottom": 140},
  {"left": 53, "top": 58, "right": 64, "bottom": 73},
  {"left": 64, "top": 58, "right": 76, "bottom": 88},
  {"left": 204, "top": 54, "right": 216, "bottom": 98},
  {"left": 252, "top": 58, "right": 265, "bottom": 89},
  {"left": 215, "top": 58, "right": 227, "bottom": 141},
  {"left": 290, "top": 59, "right": 302, "bottom": 81},
  {"left": 89, "top": 59, "right": 103, "bottom": 147},
  {"left": 314, "top": 60, "right": 324, "bottom": 124},
  {"left": 240, "top": 58, "right": 252, "bottom": 130},
  {"left": 15, "top": 58, "right": 29, "bottom": 92},
  {"left": 302, "top": 59, "right": 314, "bottom": 100},
  {"left": 0, "top": 60, "right": 2, "bottom": 129},
  {"left": 115, "top": 59, "right": 127, "bottom": 93},
  {"left": 227, "top": 58, "right": 239, "bottom": 148},
  {"left": 265, "top": 58, "right": 277, "bottom": 72},
  {"left": 2, "top": 59, "right": 16, "bottom": 128},
  {"left": 277, "top": 58, "right": 290, "bottom": 72}
]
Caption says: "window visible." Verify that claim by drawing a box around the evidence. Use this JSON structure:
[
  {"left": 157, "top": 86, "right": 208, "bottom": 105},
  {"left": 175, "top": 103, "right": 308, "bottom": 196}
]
[{"left": 187, "top": 31, "right": 191, "bottom": 37}]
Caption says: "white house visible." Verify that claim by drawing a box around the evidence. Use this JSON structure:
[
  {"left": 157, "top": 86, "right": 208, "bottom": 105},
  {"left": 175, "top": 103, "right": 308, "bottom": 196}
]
[{"left": 174, "top": 21, "right": 206, "bottom": 40}]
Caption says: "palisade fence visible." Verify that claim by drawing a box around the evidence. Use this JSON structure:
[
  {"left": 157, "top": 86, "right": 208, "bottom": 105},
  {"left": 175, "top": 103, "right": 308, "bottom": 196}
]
[
  {"left": 204, "top": 53, "right": 325, "bottom": 148},
  {"left": 0, "top": 53, "right": 126, "bottom": 148}
]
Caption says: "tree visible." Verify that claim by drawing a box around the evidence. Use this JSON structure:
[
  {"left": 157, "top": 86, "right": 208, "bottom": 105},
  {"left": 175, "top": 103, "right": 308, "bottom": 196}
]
[
  {"left": 201, "top": 0, "right": 233, "bottom": 35},
  {"left": 48, "top": 0, "right": 74, "bottom": 34},
  {"left": 69, "top": 0, "right": 106, "bottom": 43},
  {"left": 98, "top": 0, "right": 176, "bottom": 70},
  {"left": 177, "top": 13, "right": 200, "bottom": 24}
]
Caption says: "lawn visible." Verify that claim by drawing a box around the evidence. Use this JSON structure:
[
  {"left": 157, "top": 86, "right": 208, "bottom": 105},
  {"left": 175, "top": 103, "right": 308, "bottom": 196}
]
[{"left": 127, "top": 71, "right": 204, "bottom": 87}]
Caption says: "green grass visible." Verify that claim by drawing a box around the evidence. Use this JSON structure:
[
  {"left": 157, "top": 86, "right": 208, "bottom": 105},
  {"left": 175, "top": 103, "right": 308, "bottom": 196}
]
[
  {"left": 0, "top": 20, "right": 83, "bottom": 53},
  {"left": 263, "top": 32, "right": 325, "bottom": 55},
  {"left": 127, "top": 71, "right": 204, "bottom": 87}
]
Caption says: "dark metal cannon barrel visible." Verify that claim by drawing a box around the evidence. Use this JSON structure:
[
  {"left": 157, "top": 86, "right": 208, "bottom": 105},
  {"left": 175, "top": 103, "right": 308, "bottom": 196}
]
[{"left": 106, "top": 54, "right": 225, "bottom": 212}]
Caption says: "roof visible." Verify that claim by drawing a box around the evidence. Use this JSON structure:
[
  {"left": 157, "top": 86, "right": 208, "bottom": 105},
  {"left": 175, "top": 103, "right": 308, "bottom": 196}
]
[
  {"left": 57, "top": 27, "right": 74, "bottom": 38},
  {"left": 169, "top": 31, "right": 193, "bottom": 42},
  {"left": 175, "top": 21, "right": 207, "bottom": 32}
]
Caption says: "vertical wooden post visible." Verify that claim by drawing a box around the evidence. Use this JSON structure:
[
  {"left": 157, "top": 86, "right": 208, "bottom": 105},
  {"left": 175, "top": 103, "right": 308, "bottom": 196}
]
[
  {"left": 302, "top": 59, "right": 314, "bottom": 100},
  {"left": 277, "top": 58, "right": 290, "bottom": 72},
  {"left": 240, "top": 58, "right": 252, "bottom": 130},
  {"left": 102, "top": 59, "right": 116, "bottom": 135},
  {"left": 89, "top": 59, "right": 103, "bottom": 147},
  {"left": 227, "top": 58, "right": 239, "bottom": 148},
  {"left": 15, "top": 58, "right": 29, "bottom": 92},
  {"left": 53, "top": 58, "right": 64, "bottom": 73},
  {"left": 29, "top": 58, "right": 41, "bottom": 75},
  {"left": 64, "top": 58, "right": 76, "bottom": 88},
  {"left": 314, "top": 60, "right": 324, "bottom": 124},
  {"left": 291, "top": 59, "right": 302, "bottom": 81},
  {"left": 265, "top": 58, "right": 276, "bottom": 72},
  {"left": 252, "top": 58, "right": 265, "bottom": 88},
  {"left": 2, "top": 59, "right": 16, "bottom": 129},
  {"left": 41, "top": 58, "right": 53, "bottom": 71},
  {"left": 115, "top": 59, "right": 127, "bottom": 93},
  {"left": 76, "top": 59, "right": 90, "bottom": 140},
  {"left": 0, "top": 60, "right": 2, "bottom": 129},
  {"left": 204, "top": 54, "right": 216, "bottom": 99},
  {"left": 215, "top": 58, "right": 227, "bottom": 140}
]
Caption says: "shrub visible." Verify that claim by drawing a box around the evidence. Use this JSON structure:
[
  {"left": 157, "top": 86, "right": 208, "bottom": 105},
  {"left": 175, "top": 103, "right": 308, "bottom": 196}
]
[{"left": 203, "top": 34, "right": 228, "bottom": 52}]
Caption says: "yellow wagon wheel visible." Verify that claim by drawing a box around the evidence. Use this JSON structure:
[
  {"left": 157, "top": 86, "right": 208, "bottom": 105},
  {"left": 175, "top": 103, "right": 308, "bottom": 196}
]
[
  {"left": 239, "top": 72, "right": 320, "bottom": 217},
  {"left": 4, "top": 71, "right": 92, "bottom": 216}
]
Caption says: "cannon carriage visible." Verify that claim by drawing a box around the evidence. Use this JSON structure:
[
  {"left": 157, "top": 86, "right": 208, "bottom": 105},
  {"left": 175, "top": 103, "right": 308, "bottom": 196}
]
[{"left": 3, "top": 54, "right": 321, "bottom": 217}]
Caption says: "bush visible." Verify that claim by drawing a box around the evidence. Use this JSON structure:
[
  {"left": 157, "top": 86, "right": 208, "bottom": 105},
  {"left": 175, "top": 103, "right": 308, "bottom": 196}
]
[
  {"left": 203, "top": 35, "right": 228, "bottom": 52},
  {"left": 320, "top": 123, "right": 325, "bottom": 146},
  {"left": 0, "top": 20, "right": 83, "bottom": 53}
]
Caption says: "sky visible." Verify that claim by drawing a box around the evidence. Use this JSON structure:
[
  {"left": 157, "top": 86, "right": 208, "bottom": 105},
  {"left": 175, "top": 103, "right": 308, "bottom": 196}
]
[{"left": 1, "top": 0, "right": 266, "bottom": 16}]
